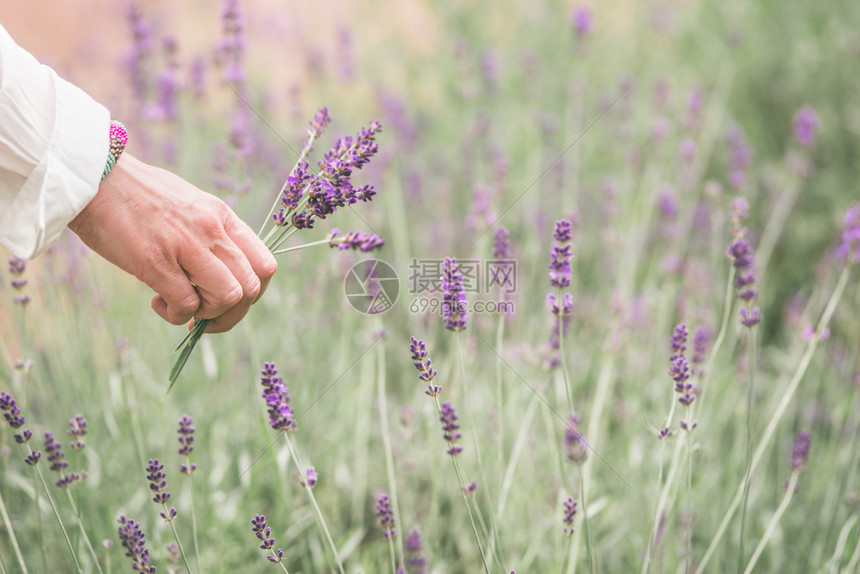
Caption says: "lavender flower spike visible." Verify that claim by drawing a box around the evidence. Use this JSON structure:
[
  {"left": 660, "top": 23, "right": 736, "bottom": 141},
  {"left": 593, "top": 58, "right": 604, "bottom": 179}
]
[
  {"left": 406, "top": 530, "right": 428, "bottom": 574},
  {"left": 260, "top": 362, "right": 295, "bottom": 431},
  {"left": 117, "top": 516, "right": 156, "bottom": 574},
  {"left": 410, "top": 336, "right": 441, "bottom": 397},
  {"left": 146, "top": 458, "right": 177, "bottom": 521},
  {"left": 376, "top": 492, "right": 396, "bottom": 538},
  {"left": 563, "top": 497, "right": 578, "bottom": 536},
  {"left": 493, "top": 227, "right": 511, "bottom": 259},
  {"left": 791, "top": 431, "right": 811, "bottom": 471},
  {"left": 178, "top": 415, "right": 197, "bottom": 475},
  {"left": 68, "top": 414, "right": 88, "bottom": 452},
  {"left": 549, "top": 219, "right": 574, "bottom": 288},
  {"left": 251, "top": 514, "right": 286, "bottom": 563},
  {"left": 836, "top": 204, "right": 860, "bottom": 265},
  {"left": 440, "top": 402, "right": 463, "bottom": 455},
  {"left": 327, "top": 229, "right": 386, "bottom": 252},
  {"left": 793, "top": 105, "right": 820, "bottom": 147},
  {"left": 441, "top": 258, "right": 468, "bottom": 331}
]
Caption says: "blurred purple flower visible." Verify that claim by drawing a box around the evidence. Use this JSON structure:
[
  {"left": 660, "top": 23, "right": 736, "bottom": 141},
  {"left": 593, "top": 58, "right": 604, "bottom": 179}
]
[
  {"left": 549, "top": 219, "right": 574, "bottom": 288},
  {"left": 570, "top": 4, "right": 593, "bottom": 37},
  {"left": 376, "top": 492, "right": 395, "bottom": 538},
  {"left": 68, "top": 414, "right": 87, "bottom": 452},
  {"left": 44, "top": 432, "right": 67, "bottom": 473},
  {"left": 791, "top": 431, "right": 811, "bottom": 470},
  {"left": 835, "top": 204, "right": 860, "bottom": 264},
  {"left": 406, "top": 529, "right": 427, "bottom": 574},
  {"left": 563, "top": 497, "right": 578, "bottom": 536},
  {"left": 440, "top": 402, "right": 463, "bottom": 456},
  {"left": 493, "top": 227, "right": 511, "bottom": 259},
  {"left": 442, "top": 258, "right": 468, "bottom": 331},
  {"left": 793, "top": 105, "right": 820, "bottom": 147}
]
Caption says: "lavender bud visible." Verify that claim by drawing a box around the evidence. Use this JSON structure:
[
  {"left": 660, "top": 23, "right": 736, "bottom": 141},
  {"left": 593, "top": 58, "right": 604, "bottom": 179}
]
[
  {"left": 260, "top": 362, "right": 295, "bottom": 431},
  {"left": 563, "top": 497, "right": 578, "bottom": 536},
  {"left": 406, "top": 529, "right": 428, "bottom": 573},
  {"left": 117, "top": 516, "right": 156, "bottom": 574},
  {"left": 791, "top": 431, "right": 811, "bottom": 470},
  {"left": 835, "top": 204, "right": 860, "bottom": 265},
  {"left": 793, "top": 105, "right": 820, "bottom": 147},
  {"left": 564, "top": 414, "right": 588, "bottom": 463},
  {"left": 376, "top": 492, "right": 395, "bottom": 538},
  {"left": 44, "top": 432, "right": 67, "bottom": 473},
  {"left": 440, "top": 402, "right": 463, "bottom": 456},
  {"left": 68, "top": 414, "right": 87, "bottom": 452},
  {"left": 493, "top": 227, "right": 511, "bottom": 259},
  {"left": 441, "top": 258, "right": 468, "bottom": 332}
]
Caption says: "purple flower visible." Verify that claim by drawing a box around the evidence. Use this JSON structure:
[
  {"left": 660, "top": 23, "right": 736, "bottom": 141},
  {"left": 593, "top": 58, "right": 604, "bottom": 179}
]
[
  {"left": 440, "top": 402, "right": 463, "bottom": 456},
  {"left": 125, "top": 4, "right": 154, "bottom": 104},
  {"left": 220, "top": 0, "right": 246, "bottom": 86},
  {"left": 251, "top": 514, "right": 286, "bottom": 562},
  {"left": 670, "top": 323, "right": 688, "bottom": 356},
  {"left": 260, "top": 362, "right": 294, "bottom": 431},
  {"left": 302, "top": 467, "right": 318, "bottom": 488},
  {"left": 692, "top": 326, "right": 710, "bottom": 367},
  {"left": 178, "top": 415, "right": 197, "bottom": 475},
  {"left": 44, "top": 432, "right": 68, "bottom": 473},
  {"left": 441, "top": 258, "right": 468, "bottom": 332},
  {"left": 546, "top": 293, "right": 574, "bottom": 317},
  {"left": 728, "top": 236, "right": 761, "bottom": 325},
  {"left": 24, "top": 451, "right": 41, "bottom": 465},
  {"left": 669, "top": 324, "right": 695, "bottom": 408},
  {"left": 8, "top": 257, "right": 25, "bottom": 275},
  {"left": 155, "top": 38, "right": 181, "bottom": 121},
  {"left": 406, "top": 530, "right": 427, "bottom": 574},
  {"left": 327, "top": 229, "right": 386, "bottom": 252},
  {"left": 570, "top": 4, "right": 593, "bottom": 37},
  {"left": 68, "top": 414, "right": 87, "bottom": 452},
  {"left": 835, "top": 204, "right": 860, "bottom": 264},
  {"left": 376, "top": 492, "right": 396, "bottom": 538},
  {"left": 493, "top": 227, "right": 511, "bottom": 259},
  {"left": 409, "top": 337, "right": 441, "bottom": 397},
  {"left": 563, "top": 497, "right": 578, "bottom": 536},
  {"left": 146, "top": 459, "right": 177, "bottom": 521},
  {"left": 117, "top": 516, "right": 156, "bottom": 574},
  {"left": 793, "top": 105, "right": 819, "bottom": 147},
  {"left": 549, "top": 220, "right": 574, "bottom": 288},
  {"left": 0, "top": 391, "right": 34, "bottom": 449},
  {"left": 726, "top": 125, "right": 752, "bottom": 189},
  {"left": 658, "top": 187, "right": 678, "bottom": 219},
  {"left": 791, "top": 431, "right": 811, "bottom": 470},
  {"left": 565, "top": 415, "right": 588, "bottom": 463}
]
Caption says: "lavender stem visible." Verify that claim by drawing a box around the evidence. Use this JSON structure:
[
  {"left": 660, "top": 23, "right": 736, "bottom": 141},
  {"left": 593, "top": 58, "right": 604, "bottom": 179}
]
[
  {"left": 698, "top": 266, "right": 851, "bottom": 570},
  {"left": 0, "top": 487, "right": 28, "bottom": 573},
  {"left": 742, "top": 471, "right": 799, "bottom": 574}
]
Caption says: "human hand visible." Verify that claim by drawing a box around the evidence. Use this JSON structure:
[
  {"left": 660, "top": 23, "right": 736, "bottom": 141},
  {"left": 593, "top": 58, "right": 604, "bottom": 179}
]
[{"left": 69, "top": 154, "right": 277, "bottom": 333}]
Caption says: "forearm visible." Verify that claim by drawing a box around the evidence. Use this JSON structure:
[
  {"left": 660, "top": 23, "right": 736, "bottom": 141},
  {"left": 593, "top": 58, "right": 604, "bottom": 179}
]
[{"left": 0, "top": 22, "right": 109, "bottom": 259}]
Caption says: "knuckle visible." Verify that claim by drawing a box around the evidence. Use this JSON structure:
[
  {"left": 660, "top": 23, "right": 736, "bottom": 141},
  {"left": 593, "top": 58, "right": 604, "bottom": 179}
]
[
  {"left": 245, "top": 274, "right": 262, "bottom": 301},
  {"left": 171, "top": 293, "right": 200, "bottom": 321},
  {"left": 260, "top": 253, "right": 278, "bottom": 278},
  {"left": 218, "top": 284, "right": 244, "bottom": 309}
]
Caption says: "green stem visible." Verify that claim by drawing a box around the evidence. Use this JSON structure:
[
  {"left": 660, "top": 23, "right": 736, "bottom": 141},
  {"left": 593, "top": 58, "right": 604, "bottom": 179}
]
[
  {"left": 0, "top": 484, "right": 28, "bottom": 573},
  {"left": 434, "top": 396, "right": 491, "bottom": 574},
  {"left": 65, "top": 489, "right": 104, "bottom": 574},
  {"left": 386, "top": 536, "right": 397, "bottom": 574},
  {"left": 163, "top": 504, "right": 193, "bottom": 574},
  {"left": 271, "top": 238, "right": 332, "bottom": 255},
  {"left": 185, "top": 462, "right": 202, "bottom": 572},
  {"left": 29, "top": 452, "right": 81, "bottom": 573},
  {"left": 376, "top": 335, "right": 405, "bottom": 572},
  {"left": 283, "top": 433, "right": 346, "bottom": 574},
  {"left": 743, "top": 471, "right": 799, "bottom": 574},
  {"left": 738, "top": 328, "right": 758, "bottom": 572},
  {"left": 698, "top": 266, "right": 851, "bottom": 571},
  {"left": 557, "top": 289, "right": 575, "bottom": 417},
  {"left": 495, "top": 313, "right": 505, "bottom": 483},
  {"left": 823, "top": 514, "right": 858, "bottom": 574}
]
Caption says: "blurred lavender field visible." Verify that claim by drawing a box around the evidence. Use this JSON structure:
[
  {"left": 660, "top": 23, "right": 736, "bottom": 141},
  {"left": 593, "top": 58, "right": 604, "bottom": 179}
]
[{"left": 1, "top": 0, "right": 860, "bottom": 572}]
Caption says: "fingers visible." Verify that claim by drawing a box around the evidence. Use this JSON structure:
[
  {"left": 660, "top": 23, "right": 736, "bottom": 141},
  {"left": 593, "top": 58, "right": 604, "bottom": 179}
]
[
  {"left": 178, "top": 248, "right": 245, "bottom": 321},
  {"left": 223, "top": 212, "right": 278, "bottom": 302},
  {"left": 143, "top": 249, "right": 202, "bottom": 325}
]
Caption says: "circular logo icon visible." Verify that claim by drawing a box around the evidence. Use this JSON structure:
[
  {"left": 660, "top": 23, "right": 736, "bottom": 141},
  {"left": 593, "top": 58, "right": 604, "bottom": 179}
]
[{"left": 344, "top": 259, "right": 400, "bottom": 315}]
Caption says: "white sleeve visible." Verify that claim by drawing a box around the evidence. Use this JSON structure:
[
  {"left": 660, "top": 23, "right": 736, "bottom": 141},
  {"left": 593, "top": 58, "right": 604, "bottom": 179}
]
[{"left": 0, "top": 23, "right": 110, "bottom": 259}]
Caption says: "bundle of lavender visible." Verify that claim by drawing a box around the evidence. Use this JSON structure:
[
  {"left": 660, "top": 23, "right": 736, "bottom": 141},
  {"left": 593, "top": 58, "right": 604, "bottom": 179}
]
[{"left": 168, "top": 109, "right": 384, "bottom": 391}]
